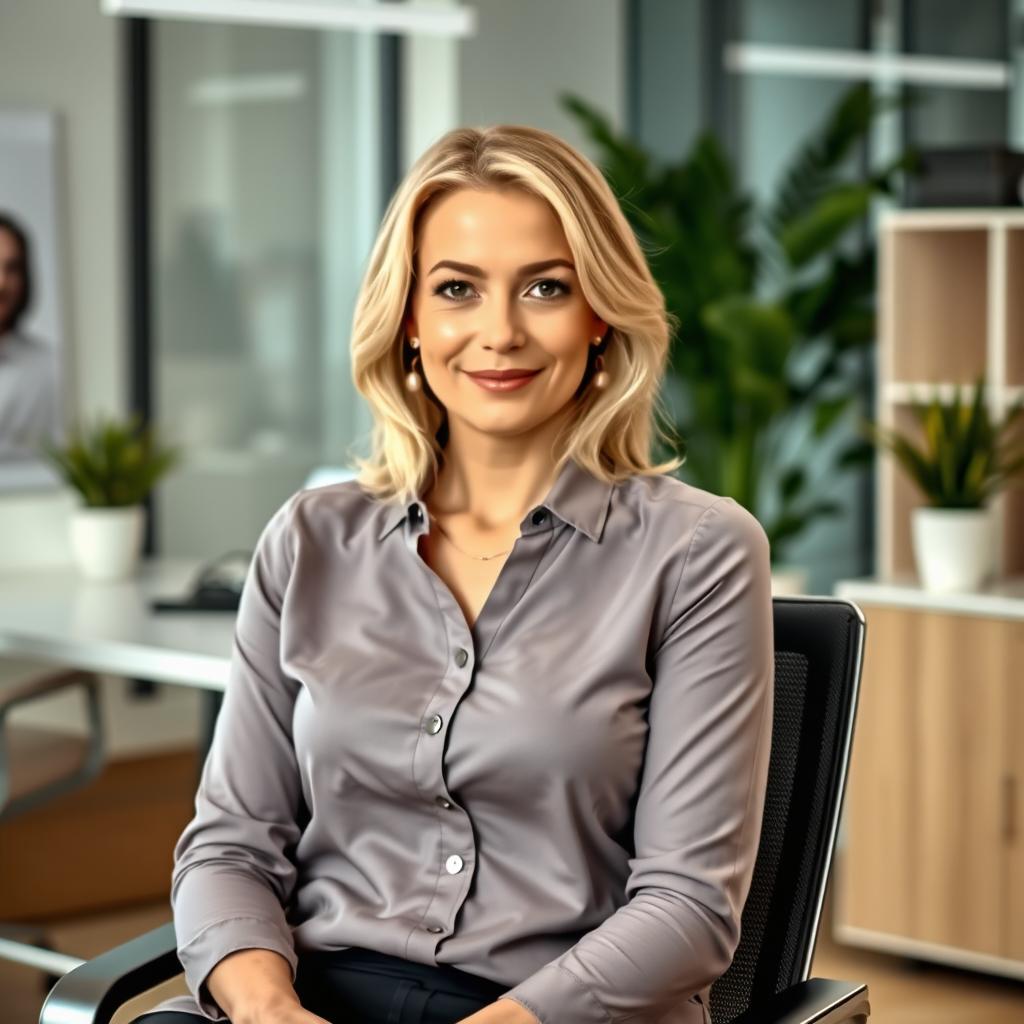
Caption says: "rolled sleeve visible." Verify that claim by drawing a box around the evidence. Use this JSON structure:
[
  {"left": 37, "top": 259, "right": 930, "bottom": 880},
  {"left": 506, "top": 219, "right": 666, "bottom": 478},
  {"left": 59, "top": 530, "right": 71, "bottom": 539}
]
[
  {"left": 170, "top": 492, "right": 305, "bottom": 1021},
  {"left": 500, "top": 497, "right": 774, "bottom": 1023}
]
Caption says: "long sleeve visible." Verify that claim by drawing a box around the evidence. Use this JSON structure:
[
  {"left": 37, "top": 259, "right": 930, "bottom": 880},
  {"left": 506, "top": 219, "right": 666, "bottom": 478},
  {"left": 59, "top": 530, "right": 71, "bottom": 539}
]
[
  {"left": 499, "top": 496, "right": 774, "bottom": 1024},
  {"left": 170, "top": 492, "right": 304, "bottom": 1021}
]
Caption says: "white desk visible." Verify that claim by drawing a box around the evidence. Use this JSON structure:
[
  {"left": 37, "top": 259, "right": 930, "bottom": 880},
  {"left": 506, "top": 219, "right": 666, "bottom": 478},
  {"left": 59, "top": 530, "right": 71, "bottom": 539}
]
[
  {"left": 0, "top": 559, "right": 236, "bottom": 976},
  {"left": 834, "top": 572, "right": 1024, "bottom": 620},
  {"left": 0, "top": 557, "right": 235, "bottom": 691}
]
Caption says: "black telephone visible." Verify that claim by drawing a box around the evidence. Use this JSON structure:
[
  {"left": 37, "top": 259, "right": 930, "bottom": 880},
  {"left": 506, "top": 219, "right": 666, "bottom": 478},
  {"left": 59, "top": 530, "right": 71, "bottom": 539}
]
[{"left": 150, "top": 550, "right": 253, "bottom": 613}]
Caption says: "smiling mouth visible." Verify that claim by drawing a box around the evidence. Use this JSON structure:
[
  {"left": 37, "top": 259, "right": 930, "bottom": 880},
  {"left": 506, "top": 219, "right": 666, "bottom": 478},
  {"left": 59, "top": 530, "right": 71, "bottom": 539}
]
[
  {"left": 464, "top": 367, "right": 543, "bottom": 392},
  {"left": 463, "top": 369, "right": 541, "bottom": 380}
]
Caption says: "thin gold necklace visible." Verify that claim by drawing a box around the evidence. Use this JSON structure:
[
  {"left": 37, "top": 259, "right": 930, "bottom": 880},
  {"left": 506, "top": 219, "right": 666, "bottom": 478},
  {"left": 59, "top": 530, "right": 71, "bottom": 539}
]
[{"left": 430, "top": 517, "right": 514, "bottom": 561}]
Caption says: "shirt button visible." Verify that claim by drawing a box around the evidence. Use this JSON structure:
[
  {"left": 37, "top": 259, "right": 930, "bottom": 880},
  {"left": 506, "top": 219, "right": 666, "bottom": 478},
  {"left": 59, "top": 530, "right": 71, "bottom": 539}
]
[
  {"left": 454, "top": 648, "right": 468, "bottom": 668},
  {"left": 531, "top": 509, "right": 547, "bottom": 525},
  {"left": 423, "top": 713, "right": 443, "bottom": 735},
  {"left": 426, "top": 925, "right": 444, "bottom": 933},
  {"left": 445, "top": 854, "right": 464, "bottom": 875},
  {"left": 435, "top": 796, "right": 453, "bottom": 809}
]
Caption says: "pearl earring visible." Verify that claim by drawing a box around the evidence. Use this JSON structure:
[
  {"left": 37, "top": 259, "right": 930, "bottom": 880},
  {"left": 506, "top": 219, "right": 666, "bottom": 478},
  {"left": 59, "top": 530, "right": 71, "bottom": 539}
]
[
  {"left": 592, "top": 335, "right": 609, "bottom": 390},
  {"left": 405, "top": 336, "right": 422, "bottom": 392}
]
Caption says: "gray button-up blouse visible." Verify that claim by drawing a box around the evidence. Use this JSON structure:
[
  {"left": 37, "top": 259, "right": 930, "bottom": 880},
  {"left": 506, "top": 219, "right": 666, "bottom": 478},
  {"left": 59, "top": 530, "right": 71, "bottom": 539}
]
[{"left": 150, "top": 457, "right": 774, "bottom": 1024}]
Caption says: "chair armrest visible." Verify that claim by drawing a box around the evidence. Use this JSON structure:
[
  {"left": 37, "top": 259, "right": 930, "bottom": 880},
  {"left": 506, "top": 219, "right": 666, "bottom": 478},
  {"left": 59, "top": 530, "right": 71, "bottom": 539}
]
[
  {"left": 0, "top": 669, "right": 105, "bottom": 819},
  {"left": 0, "top": 668, "right": 97, "bottom": 715},
  {"left": 725, "top": 977, "right": 870, "bottom": 1024},
  {"left": 39, "top": 921, "right": 180, "bottom": 1024}
]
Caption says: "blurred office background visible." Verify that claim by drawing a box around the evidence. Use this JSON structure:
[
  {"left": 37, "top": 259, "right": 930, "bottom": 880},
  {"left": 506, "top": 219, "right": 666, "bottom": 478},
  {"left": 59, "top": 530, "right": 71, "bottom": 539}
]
[{"left": 1, "top": 2, "right": 1023, "bottom": 1022}]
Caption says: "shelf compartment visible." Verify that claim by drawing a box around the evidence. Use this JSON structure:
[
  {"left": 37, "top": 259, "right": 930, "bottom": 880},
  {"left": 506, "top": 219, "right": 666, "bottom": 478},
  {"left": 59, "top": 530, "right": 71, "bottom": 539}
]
[{"left": 886, "top": 227, "right": 988, "bottom": 384}]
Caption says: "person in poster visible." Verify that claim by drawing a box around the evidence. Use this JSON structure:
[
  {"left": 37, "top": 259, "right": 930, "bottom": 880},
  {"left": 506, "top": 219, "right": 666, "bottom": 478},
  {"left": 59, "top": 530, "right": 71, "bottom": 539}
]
[{"left": 0, "top": 211, "right": 61, "bottom": 461}]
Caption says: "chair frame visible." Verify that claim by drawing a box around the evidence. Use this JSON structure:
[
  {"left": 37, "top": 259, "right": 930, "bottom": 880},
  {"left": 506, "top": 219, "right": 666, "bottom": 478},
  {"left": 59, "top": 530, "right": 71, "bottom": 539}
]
[{"left": 1, "top": 668, "right": 106, "bottom": 977}]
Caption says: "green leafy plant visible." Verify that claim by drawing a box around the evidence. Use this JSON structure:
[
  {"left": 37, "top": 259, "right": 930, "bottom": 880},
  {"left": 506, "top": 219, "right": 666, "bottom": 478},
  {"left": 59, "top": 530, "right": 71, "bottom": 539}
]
[
  {"left": 858, "top": 376, "right": 1024, "bottom": 508},
  {"left": 561, "top": 83, "right": 921, "bottom": 563},
  {"left": 40, "top": 411, "right": 183, "bottom": 507}
]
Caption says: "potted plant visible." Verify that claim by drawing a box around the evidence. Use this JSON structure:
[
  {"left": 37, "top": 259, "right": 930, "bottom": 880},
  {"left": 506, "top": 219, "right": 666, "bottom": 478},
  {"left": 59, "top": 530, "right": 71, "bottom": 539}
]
[
  {"left": 561, "top": 83, "right": 921, "bottom": 592},
  {"left": 40, "top": 412, "right": 183, "bottom": 581},
  {"left": 859, "top": 376, "right": 1024, "bottom": 592}
]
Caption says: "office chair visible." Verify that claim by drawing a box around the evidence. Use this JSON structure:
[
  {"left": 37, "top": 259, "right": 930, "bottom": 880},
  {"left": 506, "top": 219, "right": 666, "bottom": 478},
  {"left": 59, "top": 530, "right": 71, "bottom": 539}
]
[
  {"left": 0, "top": 665, "right": 106, "bottom": 982},
  {"left": 38, "top": 594, "right": 869, "bottom": 1024}
]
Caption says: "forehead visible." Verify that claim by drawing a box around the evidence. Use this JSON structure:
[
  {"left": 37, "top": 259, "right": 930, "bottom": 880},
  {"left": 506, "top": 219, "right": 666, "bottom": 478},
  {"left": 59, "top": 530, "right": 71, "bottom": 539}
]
[
  {"left": 0, "top": 229, "right": 23, "bottom": 261},
  {"left": 416, "top": 187, "right": 569, "bottom": 266}
]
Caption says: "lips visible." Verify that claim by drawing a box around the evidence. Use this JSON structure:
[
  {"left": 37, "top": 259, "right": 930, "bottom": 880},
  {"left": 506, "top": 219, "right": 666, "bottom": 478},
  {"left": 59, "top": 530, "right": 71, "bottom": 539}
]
[{"left": 464, "top": 369, "right": 541, "bottom": 380}]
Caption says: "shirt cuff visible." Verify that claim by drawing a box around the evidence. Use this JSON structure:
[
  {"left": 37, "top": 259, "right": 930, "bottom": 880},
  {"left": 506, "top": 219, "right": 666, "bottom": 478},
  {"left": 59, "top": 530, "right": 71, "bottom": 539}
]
[
  {"left": 176, "top": 915, "right": 299, "bottom": 1022},
  {"left": 500, "top": 962, "right": 612, "bottom": 1024}
]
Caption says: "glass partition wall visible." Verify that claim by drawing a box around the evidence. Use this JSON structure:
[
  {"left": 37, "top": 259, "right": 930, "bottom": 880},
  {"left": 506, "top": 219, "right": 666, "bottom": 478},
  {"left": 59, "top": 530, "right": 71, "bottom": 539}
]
[{"left": 148, "top": 19, "right": 388, "bottom": 558}]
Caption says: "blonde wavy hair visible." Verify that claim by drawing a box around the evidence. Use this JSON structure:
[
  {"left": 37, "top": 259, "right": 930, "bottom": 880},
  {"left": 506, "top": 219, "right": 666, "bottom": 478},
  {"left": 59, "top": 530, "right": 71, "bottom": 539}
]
[{"left": 347, "top": 123, "right": 683, "bottom": 504}]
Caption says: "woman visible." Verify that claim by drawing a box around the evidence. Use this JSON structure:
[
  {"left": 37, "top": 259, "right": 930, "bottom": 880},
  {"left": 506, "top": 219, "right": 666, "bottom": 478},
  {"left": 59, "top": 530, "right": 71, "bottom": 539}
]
[
  {"left": 0, "top": 212, "right": 62, "bottom": 461},
  {"left": 137, "top": 123, "right": 774, "bottom": 1024}
]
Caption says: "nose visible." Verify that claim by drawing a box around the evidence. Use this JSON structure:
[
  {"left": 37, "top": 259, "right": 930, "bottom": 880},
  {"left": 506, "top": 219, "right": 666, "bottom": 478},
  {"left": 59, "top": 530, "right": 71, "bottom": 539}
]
[{"left": 482, "top": 292, "right": 524, "bottom": 350}]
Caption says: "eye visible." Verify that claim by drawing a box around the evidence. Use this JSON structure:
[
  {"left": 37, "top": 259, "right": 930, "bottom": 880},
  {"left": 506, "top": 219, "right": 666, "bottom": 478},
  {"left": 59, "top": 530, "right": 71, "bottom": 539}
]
[
  {"left": 431, "top": 276, "right": 572, "bottom": 303},
  {"left": 527, "top": 278, "right": 571, "bottom": 300},
  {"left": 432, "top": 278, "right": 477, "bottom": 301}
]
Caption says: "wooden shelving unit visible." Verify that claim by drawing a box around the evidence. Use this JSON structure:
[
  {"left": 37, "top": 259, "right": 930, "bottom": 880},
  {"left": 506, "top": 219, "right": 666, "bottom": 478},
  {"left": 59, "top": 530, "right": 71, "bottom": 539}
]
[
  {"left": 876, "top": 209, "right": 1024, "bottom": 580},
  {"left": 833, "top": 208, "right": 1024, "bottom": 982}
]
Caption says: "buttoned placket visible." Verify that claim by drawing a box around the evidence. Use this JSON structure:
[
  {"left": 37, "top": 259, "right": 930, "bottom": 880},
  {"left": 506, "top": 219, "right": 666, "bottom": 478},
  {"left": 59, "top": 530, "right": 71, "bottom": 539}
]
[{"left": 401, "top": 499, "right": 560, "bottom": 961}]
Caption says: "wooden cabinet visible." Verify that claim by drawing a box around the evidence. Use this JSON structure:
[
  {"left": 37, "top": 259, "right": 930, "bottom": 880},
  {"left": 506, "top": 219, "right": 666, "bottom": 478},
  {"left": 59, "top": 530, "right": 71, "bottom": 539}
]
[
  {"left": 832, "top": 585, "right": 1024, "bottom": 979},
  {"left": 1007, "top": 616, "right": 1024, "bottom": 962}
]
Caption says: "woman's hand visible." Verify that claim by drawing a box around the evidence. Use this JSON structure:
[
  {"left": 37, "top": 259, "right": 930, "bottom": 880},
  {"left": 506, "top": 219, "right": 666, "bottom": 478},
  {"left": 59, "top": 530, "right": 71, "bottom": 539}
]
[
  {"left": 232, "top": 1000, "right": 332, "bottom": 1024},
  {"left": 235, "top": 995, "right": 537, "bottom": 1024},
  {"left": 455, "top": 995, "right": 541, "bottom": 1024}
]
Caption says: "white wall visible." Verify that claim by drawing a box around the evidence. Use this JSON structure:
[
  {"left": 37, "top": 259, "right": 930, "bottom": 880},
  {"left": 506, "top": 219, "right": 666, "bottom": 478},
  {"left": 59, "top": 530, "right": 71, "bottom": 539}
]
[
  {"left": 403, "top": 0, "right": 626, "bottom": 179},
  {"left": 459, "top": 0, "right": 627, "bottom": 150}
]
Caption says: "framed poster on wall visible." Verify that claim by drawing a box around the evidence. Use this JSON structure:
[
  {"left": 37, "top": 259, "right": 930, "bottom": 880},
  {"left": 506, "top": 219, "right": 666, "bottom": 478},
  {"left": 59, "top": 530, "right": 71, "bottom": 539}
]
[{"left": 0, "top": 107, "right": 69, "bottom": 492}]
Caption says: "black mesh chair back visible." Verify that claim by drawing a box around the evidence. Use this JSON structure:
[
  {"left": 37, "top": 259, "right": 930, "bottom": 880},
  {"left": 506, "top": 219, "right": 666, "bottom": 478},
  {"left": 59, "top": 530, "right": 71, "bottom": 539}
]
[{"left": 708, "top": 596, "right": 865, "bottom": 1023}]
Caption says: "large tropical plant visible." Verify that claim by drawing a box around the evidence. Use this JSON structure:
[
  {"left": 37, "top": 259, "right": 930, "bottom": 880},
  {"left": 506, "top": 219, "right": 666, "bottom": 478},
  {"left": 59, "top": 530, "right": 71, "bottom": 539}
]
[{"left": 562, "top": 83, "right": 919, "bottom": 563}]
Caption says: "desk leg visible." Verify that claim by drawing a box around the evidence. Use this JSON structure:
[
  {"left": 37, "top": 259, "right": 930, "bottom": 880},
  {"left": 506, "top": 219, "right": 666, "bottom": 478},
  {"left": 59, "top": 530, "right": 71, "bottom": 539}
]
[{"left": 197, "top": 689, "right": 224, "bottom": 785}]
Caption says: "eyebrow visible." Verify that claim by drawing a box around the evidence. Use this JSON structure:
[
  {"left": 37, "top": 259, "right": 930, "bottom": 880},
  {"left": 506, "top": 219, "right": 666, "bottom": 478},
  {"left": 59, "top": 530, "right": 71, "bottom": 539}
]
[{"left": 427, "top": 258, "right": 575, "bottom": 277}]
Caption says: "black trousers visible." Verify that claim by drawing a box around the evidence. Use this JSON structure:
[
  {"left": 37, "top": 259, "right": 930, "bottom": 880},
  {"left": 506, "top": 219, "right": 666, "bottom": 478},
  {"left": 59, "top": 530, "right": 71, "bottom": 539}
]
[{"left": 130, "top": 946, "right": 510, "bottom": 1024}]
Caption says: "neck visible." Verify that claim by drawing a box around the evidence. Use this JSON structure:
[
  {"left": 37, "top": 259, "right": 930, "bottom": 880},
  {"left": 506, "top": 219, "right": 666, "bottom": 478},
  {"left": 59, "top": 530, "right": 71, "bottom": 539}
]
[{"left": 426, "top": 411, "right": 572, "bottom": 530}]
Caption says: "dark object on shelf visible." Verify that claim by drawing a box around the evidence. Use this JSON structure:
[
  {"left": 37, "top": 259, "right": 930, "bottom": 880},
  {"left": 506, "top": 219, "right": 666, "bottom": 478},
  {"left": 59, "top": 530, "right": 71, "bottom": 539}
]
[
  {"left": 149, "top": 549, "right": 253, "bottom": 613},
  {"left": 906, "top": 145, "right": 1024, "bottom": 207}
]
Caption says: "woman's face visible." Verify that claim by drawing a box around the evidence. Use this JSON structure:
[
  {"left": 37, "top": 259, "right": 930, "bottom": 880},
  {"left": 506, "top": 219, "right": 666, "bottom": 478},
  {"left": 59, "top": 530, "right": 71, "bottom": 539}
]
[
  {"left": 0, "top": 228, "right": 26, "bottom": 334},
  {"left": 405, "top": 186, "right": 606, "bottom": 442}
]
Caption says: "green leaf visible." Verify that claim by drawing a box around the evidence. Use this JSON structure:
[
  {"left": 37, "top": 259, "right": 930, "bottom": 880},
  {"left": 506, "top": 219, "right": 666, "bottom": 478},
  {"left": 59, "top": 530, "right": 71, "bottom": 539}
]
[
  {"left": 836, "top": 438, "right": 875, "bottom": 468},
  {"left": 780, "top": 183, "right": 874, "bottom": 268},
  {"left": 769, "top": 83, "right": 908, "bottom": 234},
  {"left": 813, "top": 395, "right": 853, "bottom": 437},
  {"left": 701, "top": 296, "right": 795, "bottom": 377},
  {"left": 780, "top": 465, "right": 806, "bottom": 503}
]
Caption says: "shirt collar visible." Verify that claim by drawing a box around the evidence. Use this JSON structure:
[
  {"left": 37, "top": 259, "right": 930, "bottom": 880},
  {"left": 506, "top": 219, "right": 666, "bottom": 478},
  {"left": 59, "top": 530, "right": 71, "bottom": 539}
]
[{"left": 375, "top": 456, "right": 615, "bottom": 543}]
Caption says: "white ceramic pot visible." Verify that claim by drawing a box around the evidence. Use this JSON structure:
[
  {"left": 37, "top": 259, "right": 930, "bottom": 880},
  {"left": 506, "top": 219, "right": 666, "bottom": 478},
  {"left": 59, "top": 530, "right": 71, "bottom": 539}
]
[
  {"left": 69, "top": 503, "right": 146, "bottom": 582},
  {"left": 911, "top": 504, "right": 995, "bottom": 593}
]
